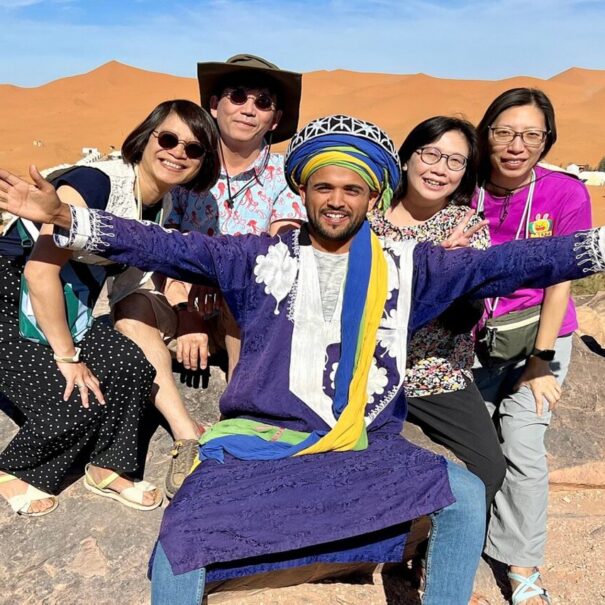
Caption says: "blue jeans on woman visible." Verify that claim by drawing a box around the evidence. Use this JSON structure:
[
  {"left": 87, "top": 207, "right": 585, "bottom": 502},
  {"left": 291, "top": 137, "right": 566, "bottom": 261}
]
[{"left": 151, "top": 461, "right": 485, "bottom": 605}]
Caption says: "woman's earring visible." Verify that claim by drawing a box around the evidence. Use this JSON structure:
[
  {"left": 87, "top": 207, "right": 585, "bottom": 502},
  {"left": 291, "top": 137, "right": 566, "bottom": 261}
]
[{"left": 402, "top": 163, "right": 408, "bottom": 172}]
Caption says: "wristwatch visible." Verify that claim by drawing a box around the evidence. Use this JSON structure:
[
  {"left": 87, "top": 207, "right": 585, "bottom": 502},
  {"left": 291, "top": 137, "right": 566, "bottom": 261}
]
[
  {"left": 53, "top": 347, "right": 82, "bottom": 363},
  {"left": 529, "top": 347, "right": 556, "bottom": 362},
  {"left": 172, "top": 302, "right": 189, "bottom": 313}
]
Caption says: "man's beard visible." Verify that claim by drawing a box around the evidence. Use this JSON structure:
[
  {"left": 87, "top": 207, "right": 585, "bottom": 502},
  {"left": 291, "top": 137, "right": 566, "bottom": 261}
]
[{"left": 307, "top": 213, "right": 365, "bottom": 244}]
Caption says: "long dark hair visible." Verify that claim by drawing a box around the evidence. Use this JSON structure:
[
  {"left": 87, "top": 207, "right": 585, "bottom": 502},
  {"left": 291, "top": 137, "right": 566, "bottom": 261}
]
[
  {"left": 476, "top": 87, "right": 557, "bottom": 184},
  {"left": 122, "top": 99, "right": 221, "bottom": 193},
  {"left": 395, "top": 115, "right": 478, "bottom": 206}
]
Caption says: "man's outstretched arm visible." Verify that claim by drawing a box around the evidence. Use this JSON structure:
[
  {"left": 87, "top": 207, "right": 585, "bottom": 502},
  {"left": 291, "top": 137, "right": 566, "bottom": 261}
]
[
  {"left": 0, "top": 165, "right": 257, "bottom": 293},
  {"left": 409, "top": 229, "right": 605, "bottom": 332}
]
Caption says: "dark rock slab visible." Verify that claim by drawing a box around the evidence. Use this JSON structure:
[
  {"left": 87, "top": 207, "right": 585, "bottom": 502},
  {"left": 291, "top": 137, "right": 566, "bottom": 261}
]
[{"left": 546, "top": 334, "right": 605, "bottom": 486}]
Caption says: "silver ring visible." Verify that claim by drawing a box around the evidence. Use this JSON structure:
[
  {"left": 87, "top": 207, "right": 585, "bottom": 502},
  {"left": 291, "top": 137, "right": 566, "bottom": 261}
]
[{"left": 76, "top": 383, "right": 85, "bottom": 388}]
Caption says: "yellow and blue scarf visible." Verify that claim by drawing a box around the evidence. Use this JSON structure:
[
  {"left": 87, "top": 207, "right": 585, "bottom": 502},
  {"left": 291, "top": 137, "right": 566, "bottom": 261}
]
[
  {"left": 197, "top": 119, "right": 399, "bottom": 464},
  {"left": 196, "top": 221, "right": 386, "bottom": 464}
]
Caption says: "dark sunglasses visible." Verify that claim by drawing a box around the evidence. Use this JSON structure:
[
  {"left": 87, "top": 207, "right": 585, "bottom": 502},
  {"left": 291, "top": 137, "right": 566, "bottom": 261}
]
[
  {"left": 222, "top": 87, "right": 276, "bottom": 111},
  {"left": 152, "top": 130, "right": 206, "bottom": 160}
]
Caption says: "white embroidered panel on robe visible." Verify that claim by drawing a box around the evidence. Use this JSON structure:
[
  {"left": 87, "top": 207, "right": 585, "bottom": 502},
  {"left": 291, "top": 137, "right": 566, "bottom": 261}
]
[
  {"left": 288, "top": 238, "right": 417, "bottom": 429},
  {"left": 289, "top": 246, "right": 345, "bottom": 428}
]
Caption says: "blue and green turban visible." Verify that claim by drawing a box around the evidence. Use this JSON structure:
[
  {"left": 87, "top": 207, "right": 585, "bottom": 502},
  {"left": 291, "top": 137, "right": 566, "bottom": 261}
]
[{"left": 284, "top": 115, "right": 401, "bottom": 211}]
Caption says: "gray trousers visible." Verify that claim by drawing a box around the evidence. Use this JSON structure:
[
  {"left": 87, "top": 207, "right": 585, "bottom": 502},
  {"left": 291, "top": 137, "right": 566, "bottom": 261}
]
[{"left": 473, "top": 335, "right": 572, "bottom": 567}]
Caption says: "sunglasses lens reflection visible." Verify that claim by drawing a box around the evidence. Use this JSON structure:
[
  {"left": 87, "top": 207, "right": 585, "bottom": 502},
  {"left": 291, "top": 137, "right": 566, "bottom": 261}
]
[
  {"left": 157, "top": 131, "right": 179, "bottom": 149},
  {"left": 227, "top": 88, "right": 275, "bottom": 111},
  {"left": 227, "top": 88, "right": 248, "bottom": 104},
  {"left": 183, "top": 143, "right": 205, "bottom": 160},
  {"left": 156, "top": 131, "right": 205, "bottom": 160},
  {"left": 254, "top": 95, "right": 274, "bottom": 111}
]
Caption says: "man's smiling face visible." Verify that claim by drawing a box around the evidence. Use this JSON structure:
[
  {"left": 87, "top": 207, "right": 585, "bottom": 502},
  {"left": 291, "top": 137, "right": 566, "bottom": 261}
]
[{"left": 300, "top": 165, "right": 379, "bottom": 254}]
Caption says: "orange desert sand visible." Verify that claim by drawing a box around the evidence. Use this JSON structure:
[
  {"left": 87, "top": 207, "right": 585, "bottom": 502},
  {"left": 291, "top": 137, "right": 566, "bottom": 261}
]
[{"left": 1, "top": 60, "right": 604, "bottom": 222}]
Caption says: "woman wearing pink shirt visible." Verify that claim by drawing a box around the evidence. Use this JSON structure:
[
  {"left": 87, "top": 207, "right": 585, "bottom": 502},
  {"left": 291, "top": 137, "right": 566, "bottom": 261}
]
[{"left": 473, "top": 88, "right": 592, "bottom": 604}]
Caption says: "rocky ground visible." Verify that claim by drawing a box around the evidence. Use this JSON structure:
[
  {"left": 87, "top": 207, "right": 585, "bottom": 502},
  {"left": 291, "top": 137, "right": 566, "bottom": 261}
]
[{"left": 1, "top": 294, "right": 604, "bottom": 604}]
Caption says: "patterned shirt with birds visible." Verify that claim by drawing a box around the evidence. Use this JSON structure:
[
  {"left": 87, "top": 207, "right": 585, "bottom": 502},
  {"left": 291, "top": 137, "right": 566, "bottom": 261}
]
[{"left": 167, "top": 145, "right": 305, "bottom": 236}]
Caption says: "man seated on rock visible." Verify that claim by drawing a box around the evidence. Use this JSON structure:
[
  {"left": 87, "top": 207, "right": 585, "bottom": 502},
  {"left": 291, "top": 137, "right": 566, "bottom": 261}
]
[
  {"left": 2, "top": 115, "right": 605, "bottom": 605},
  {"left": 112, "top": 55, "right": 304, "bottom": 499}
]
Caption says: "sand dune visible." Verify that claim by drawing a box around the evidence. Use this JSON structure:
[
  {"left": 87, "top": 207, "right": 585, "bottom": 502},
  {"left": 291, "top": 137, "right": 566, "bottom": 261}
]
[{"left": 1, "top": 60, "right": 604, "bottom": 219}]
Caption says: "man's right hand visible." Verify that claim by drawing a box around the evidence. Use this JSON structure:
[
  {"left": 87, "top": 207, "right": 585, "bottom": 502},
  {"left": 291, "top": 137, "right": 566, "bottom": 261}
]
[{"left": 0, "top": 165, "right": 69, "bottom": 227}]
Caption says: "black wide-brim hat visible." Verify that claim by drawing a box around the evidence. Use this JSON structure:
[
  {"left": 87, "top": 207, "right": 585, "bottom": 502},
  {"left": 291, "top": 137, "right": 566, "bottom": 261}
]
[{"left": 197, "top": 54, "right": 302, "bottom": 144}]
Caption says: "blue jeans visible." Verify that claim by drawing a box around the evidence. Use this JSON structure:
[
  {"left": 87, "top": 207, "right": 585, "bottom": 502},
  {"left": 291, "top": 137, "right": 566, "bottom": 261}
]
[
  {"left": 151, "top": 542, "right": 206, "bottom": 605},
  {"left": 151, "top": 462, "right": 485, "bottom": 605},
  {"left": 423, "top": 461, "right": 486, "bottom": 604}
]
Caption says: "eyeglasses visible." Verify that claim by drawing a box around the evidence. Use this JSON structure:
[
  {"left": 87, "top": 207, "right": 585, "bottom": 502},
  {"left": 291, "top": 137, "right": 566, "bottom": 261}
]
[
  {"left": 488, "top": 127, "right": 549, "bottom": 147},
  {"left": 415, "top": 147, "right": 468, "bottom": 171},
  {"left": 221, "top": 87, "right": 276, "bottom": 111},
  {"left": 152, "top": 131, "right": 206, "bottom": 160}
]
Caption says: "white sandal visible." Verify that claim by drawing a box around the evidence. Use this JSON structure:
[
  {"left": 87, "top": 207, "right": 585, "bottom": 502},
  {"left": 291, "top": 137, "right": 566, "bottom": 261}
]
[
  {"left": 509, "top": 570, "right": 552, "bottom": 604},
  {"left": 83, "top": 464, "right": 163, "bottom": 511},
  {"left": 0, "top": 473, "right": 58, "bottom": 517}
]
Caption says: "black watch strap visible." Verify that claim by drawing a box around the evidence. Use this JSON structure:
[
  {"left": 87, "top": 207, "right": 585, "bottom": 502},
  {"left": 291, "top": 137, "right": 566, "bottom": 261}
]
[
  {"left": 529, "top": 347, "right": 556, "bottom": 361},
  {"left": 172, "top": 302, "right": 189, "bottom": 313}
]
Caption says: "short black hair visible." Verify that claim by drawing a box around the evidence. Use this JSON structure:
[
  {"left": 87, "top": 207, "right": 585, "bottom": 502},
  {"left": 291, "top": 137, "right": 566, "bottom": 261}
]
[
  {"left": 121, "top": 99, "right": 221, "bottom": 193},
  {"left": 476, "top": 87, "right": 557, "bottom": 183},
  {"left": 395, "top": 115, "right": 478, "bottom": 206}
]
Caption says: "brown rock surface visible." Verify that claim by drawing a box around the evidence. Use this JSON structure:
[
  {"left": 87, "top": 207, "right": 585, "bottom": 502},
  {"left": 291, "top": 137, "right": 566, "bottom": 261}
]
[
  {"left": 545, "top": 334, "right": 605, "bottom": 487},
  {"left": 576, "top": 291, "right": 605, "bottom": 347},
  {"left": 1, "top": 346, "right": 605, "bottom": 603}
]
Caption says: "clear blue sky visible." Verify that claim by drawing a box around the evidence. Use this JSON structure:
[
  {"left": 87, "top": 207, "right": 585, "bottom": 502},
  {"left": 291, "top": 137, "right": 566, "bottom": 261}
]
[{"left": 1, "top": 0, "right": 604, "bottom": 87}]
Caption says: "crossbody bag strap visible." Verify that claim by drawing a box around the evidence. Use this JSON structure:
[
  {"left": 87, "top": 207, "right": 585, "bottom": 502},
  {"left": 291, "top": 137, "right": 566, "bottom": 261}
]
[{"left": 15, "top": 219, "right": 40, "bottom": 249}]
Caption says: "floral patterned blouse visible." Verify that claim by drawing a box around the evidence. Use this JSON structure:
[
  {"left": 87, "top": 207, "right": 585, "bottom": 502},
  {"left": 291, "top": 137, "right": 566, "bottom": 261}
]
[{"left": 368, "top": 203, "right": 490, "bottom": 397}]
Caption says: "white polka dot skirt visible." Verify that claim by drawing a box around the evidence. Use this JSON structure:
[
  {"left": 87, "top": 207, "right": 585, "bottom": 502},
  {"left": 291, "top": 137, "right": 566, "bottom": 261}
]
[{"left": 0, "top": 257, "right": 156, "bottom": 493}]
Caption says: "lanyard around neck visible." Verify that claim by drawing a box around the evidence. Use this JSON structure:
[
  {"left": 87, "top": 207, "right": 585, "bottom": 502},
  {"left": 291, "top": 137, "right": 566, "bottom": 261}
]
[
  {"left": 480, "top": 169, "right": 536, "bottom": 315},
  {"left": 221, "top": 145, "right": 270, "bottom": 208},
  {"left": 134, "top": 165, "right": 143, "bottom": 221}
]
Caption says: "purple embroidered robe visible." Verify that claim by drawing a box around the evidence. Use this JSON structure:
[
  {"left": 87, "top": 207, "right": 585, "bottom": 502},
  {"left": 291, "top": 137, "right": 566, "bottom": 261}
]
[{"left": 55, "top": 209, "right": 605, "bottom": 579}]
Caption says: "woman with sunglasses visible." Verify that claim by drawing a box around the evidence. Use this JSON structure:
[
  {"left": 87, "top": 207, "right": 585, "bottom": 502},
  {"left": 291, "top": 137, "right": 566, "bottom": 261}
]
[
  {"left": 369, "top": 116, "right": 504, "bottom": 605},
  {"left": 0, "top": 99, "right": 219, "bottom": 516},
  {"left": 472, "top": 88, "right": 591, "bottom": 604}
]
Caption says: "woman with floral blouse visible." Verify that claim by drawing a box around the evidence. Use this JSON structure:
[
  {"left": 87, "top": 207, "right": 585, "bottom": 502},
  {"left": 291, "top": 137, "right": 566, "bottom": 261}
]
[{"left": 369, "top": 116, "right": 506, "bottom": 509}]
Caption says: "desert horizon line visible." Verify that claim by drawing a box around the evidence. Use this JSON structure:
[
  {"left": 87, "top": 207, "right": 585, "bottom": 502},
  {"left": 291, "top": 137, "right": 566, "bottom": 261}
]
[{"left": 3, "top": 59, "right": 605, "bottom": 90}]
